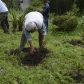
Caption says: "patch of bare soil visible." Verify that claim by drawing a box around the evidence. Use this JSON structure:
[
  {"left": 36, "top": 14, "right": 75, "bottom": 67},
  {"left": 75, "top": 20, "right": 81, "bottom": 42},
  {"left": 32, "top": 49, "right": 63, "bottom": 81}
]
[
  {"left": 21, "top": 48, "right": 50, "bottom": 66},
  {"left": 69, "top": 39, "right": 84, "bottom": 48},
  {"left": 6, "top": 48, "right": 50, "bottom": 66},
  {"left": 68, "top": 69, "right": 84, "bottom": 83}
]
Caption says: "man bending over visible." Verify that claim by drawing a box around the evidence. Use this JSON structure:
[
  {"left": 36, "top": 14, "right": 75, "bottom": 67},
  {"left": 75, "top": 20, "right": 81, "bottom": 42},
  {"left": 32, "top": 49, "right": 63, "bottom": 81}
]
[{"left": 19, "top": 11, "right": 47, "bottom": 54}]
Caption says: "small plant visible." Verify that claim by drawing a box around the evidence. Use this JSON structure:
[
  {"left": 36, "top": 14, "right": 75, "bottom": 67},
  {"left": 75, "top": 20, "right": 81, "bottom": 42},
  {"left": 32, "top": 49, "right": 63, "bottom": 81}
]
[
  {"left": 10, "top": 10, "right": 25, "bottom": 32},
  {"left": 66, "top": 4, "right": 79, "bottom": 16},
  {"left": 18, "top": 13, "right": 25, "bottom": 31},
  {"left": 10, "top": 9, "right": 18, "bottom": 32},
  {"left": 53, "top": 15, "right": 78, "bottom": 31},
  {"left": 24, "top": 0, "right": 43, "bottom": 14}
]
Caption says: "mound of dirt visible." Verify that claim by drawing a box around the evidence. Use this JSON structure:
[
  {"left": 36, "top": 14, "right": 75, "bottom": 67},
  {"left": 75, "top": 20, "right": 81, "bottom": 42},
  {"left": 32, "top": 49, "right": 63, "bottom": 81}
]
[
  {"left": 21, "top": 48, "right": 50, "bottom": 66},
  {"left": 69, "top": 39, "right": 84, "bottom": 48},
  {"left": 68, "top": 69, "right": 84, "bottom": 83},
  {"left": 6, "top": 47, "right": 50, "bottom": 66}
]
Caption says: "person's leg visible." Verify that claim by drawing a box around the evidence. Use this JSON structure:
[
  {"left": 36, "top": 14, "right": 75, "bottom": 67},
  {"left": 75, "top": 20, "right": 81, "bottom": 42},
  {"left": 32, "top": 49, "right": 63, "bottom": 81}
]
[
  {"left": 1, "top": 20, "right": 8, "bottom": 33},
  {"left": 0, "top": 15, "right": 2, "bottom": 24},
  {"left": 19, "top": 33, "right": 27, "bottom": 50},
  {"left": 1, "top": 13, "right": 9, "bottom": 33},
  {"left": 44, "top": 18, "right": 48, "bottom": 32},
  {"left": 5, "top": 15, "right": 9, "bottom": 29},
  {"left": 39, "top": 32, "right": 45, "bottom": 48}
]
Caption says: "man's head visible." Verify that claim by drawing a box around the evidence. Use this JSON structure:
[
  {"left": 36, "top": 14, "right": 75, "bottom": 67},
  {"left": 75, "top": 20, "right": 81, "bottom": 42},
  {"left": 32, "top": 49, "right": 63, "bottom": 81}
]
[{"left": 25, "top": 22, "right": 37, "bottom": 33}]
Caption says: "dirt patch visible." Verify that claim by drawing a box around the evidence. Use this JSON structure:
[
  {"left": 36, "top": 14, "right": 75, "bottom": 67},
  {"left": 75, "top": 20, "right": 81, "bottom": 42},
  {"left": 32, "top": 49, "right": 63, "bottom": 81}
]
[
  {"left": 6, "top": 48, "right": 50, "bottom": 66},
  {"left": 69, "top": 39, "right": 84, "bottom": 48},
  {"left": 68, "top": 69, "right": 84, "bottom": 83},
  {"left": 21, "top": 48, "right": 50, "bottom": 66},
  {"left": 10, "top": 49, "right": 21, "bottom": 55}
]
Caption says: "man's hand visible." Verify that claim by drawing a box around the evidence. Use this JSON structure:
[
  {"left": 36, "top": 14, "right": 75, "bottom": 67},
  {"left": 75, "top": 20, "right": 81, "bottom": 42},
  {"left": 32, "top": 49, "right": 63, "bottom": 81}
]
[{"left": 28, "top": 40, "right": 36, "bottom": 54}]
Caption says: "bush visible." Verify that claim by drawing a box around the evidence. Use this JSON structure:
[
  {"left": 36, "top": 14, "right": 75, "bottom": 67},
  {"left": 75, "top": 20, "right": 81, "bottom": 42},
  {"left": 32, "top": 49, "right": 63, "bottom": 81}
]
[
  {"left": 24, "top": 0, "right": 43, "bottom": 14},
  {"left": 50, "top": 0, "right": 74, "bottom": 14},
  {"left": 10, "top": 10, "right": 24, "bottom": 32},
  {"left": 53, "top": 15, "right": 78, "bottom": 31},
  {"left": 3, "top": 0, "right": 19, "bottom": 9},
  {"left": 76, "top": 0, "right": 84, "bottom": 12},
  {"left": 10, "top": 10, "right": 18, "bottom": 32},
  {"left": 18, "top": 13, "right": 25, "bottom": 31},
  {"left": 66, "top": 4, "right": 79, "bottom": 16}
]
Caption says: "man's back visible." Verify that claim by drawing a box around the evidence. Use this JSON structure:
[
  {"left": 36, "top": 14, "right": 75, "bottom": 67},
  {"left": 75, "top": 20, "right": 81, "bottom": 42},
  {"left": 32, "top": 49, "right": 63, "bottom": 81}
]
[
  {"left": 0, "top": 0, "right": 8, "bottom": 13},
  {"left": 24, "top": 11, "right": 43, "bottom": 29}
]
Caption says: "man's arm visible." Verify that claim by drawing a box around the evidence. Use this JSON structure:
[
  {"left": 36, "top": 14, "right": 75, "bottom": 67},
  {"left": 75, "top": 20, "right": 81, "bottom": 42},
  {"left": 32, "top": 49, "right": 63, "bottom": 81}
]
[
  {"left": 24, "top": 29, "right": 35, "bottom": 54},
  {"left": 28, "top": 40, "right": 35, "bottom": 54},
  {"left": 39, "top": 32, "right": 45, "bottom": 48},
  {"left": 39, "top": 22, "right": 47, "bottom": 48}
]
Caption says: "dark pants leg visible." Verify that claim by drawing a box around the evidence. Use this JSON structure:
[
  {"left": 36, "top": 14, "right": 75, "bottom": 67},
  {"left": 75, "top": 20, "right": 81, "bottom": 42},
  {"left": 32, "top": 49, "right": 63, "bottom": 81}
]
[
  {"left": 44, "top": 18, "right": 48, "bottom": 32},
  {"left": 1, "top": 19, "right": 8, "bottom": 33},
  {"left": 5, "top": 16, "right": 9, "bottom": 29},
  {"left": 0, "top": 12, "right": 9, "bottom": 33},
  {"left": 19, "top": 33, "right": 27, "bottom": 50}
]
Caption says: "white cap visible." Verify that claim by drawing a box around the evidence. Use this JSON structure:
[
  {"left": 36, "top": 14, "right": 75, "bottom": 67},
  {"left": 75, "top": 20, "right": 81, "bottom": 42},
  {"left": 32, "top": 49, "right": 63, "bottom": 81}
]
[{"left": 25, "top": 22, "right": 37, "bottom": 31}]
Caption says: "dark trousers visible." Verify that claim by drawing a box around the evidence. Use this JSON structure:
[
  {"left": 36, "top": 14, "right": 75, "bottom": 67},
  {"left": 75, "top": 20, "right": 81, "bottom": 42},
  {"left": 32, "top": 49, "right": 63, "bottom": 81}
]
[
  {"left": 44, "top": 17, "right": 48, "bottom": 32},
  {"left": 19, "top": 33, "right": 27, "bottom": 50},
  {"left": 0, "top": 12, "right": 9, "bottom": 33}
]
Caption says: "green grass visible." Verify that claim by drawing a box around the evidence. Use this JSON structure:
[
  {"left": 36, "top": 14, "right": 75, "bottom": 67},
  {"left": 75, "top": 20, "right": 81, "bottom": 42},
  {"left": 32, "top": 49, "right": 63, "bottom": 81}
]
[{"left": 0, "top": 17, "right": 84, "bottom": 84}]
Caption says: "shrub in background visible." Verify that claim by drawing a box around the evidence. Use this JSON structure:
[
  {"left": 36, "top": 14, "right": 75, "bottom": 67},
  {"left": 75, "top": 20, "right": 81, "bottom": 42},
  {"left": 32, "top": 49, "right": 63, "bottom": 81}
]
[
  {"left": 3, "top": 0, "right": 19, "bottom": 9},
  {"left": 24, "top": 0, "right": 43, "bottom": 14},
  {"left": 18, "top": 13, "right": 25, "bottom": 31},
  {"left": 50, "top": 0, "right": 74, "bottom": 14},
  {"left": 53, "top": 15, "right": 78, "bottom": 31},
  {"left": 66, "top": 4, "right": 79, "bottom": 16},
  {"left": 76, "top": 0, "right": 84, "bottom": 13},
  {"left": 10, "top": 10, "right": 24, "bottom": 32},
  {"left": 10, "top": 10, "right": 18, "bottom": 32}
]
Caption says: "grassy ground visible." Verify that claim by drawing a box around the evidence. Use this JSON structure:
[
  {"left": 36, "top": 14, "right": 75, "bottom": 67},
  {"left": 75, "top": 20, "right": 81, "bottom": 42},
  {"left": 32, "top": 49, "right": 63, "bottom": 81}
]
[{"left": 0, "top": 17, "right": 84, "bottom": 84}]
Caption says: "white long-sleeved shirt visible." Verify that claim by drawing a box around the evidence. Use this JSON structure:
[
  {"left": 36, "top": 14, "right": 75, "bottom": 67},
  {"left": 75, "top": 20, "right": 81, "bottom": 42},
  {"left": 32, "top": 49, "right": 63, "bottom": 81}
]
[
  {"left": 24, "top": 11, "right": 43, "bottom": 30},
  {"left": 0, "top": 0, "right": 8, "bottom": 13},
  {"left": 23, "top": 11, "right": 47, "bottom": 41}
]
